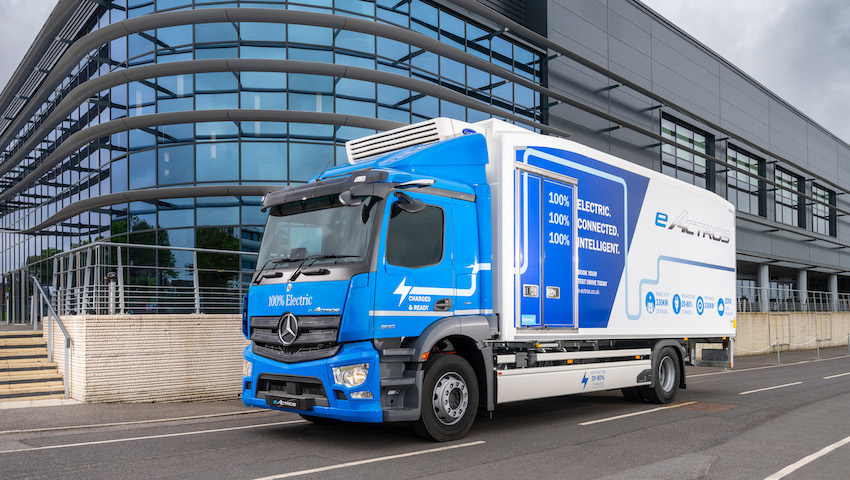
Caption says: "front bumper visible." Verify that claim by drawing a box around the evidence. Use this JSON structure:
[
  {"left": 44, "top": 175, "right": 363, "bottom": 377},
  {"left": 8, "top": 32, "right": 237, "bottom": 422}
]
[{"left": 241, "top": 340, "right": 383, "bottom": 423}]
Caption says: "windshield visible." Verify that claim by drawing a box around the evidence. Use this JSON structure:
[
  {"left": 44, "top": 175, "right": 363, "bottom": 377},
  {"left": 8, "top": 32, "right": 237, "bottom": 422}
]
[{"left": 256, "top": 194, "right": 378, "bottom": 271}]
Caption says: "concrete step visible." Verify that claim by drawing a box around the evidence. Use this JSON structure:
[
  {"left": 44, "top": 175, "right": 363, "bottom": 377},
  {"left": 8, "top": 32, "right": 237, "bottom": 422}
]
[
  {"left": 0, "top": 337, "right": 47, "bottom": 348},
  {"left": 0, "top": 383, "right": 66, "bottom": 401},
  {"left": 0, "top": 361, "right": 59, "bottom": 373},
  {"left": 0, "top": 347, "right": 49, "bottom": 361},
  {"left": 0, "top": 380, "right": 65, "bottom": 393},
  {"left": 0, "top": 393, "right": 66, "bottom": 402},
  {"left": 0, "top": 371, "right": 63, "bottom": 385},
  {"left": 0, "top": 331, "right": 43, "bottom": 338}
]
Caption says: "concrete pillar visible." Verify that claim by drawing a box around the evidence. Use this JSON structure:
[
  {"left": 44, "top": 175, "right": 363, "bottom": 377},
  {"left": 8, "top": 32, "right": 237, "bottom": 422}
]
[
  {"left": 829, "top": 274, "right": 839, "bottom": 311},
  {"left": 797, "top": 270, "right": 808, "bottom": 311},
  {"left": 758, "top": 264, "right": 770, "bottom": 312}
]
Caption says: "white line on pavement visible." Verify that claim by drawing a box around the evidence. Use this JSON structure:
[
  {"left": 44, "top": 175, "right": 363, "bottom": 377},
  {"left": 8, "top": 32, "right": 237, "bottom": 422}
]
[
  {"left": 251, "top": 441, "right": 486, "bottom": 480},
  {"left": 578, "top": 401, "right": 696, "bottom": 426},
  {"left": 0, "top": 410, "right": 271, "bottom": 435},
  {"left": 689, "top": 354, "right": 850, "bottom": 379},
  {"left": 0, "top": 420, "right": 306, "bottom": 454},
  {"left": 739, "top": 382, "right": 802, "bottom": 395},
  {"left": 823, "top": 372, "right": 850, "bottom": 380},
  {"left": 764, "top": 434, "right": 850, "bottom": 480}
]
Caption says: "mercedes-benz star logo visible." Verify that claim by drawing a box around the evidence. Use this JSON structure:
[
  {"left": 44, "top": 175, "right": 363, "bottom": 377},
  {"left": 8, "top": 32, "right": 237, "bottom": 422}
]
[{"left": 278, "top": 313, "right": 299, "bottom": 346}]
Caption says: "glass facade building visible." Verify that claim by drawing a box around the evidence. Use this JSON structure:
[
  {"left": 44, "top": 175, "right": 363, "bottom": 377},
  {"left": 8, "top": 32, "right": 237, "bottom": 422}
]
[{"left": 3, "top": 0, "right": 850, "bottom": 314}]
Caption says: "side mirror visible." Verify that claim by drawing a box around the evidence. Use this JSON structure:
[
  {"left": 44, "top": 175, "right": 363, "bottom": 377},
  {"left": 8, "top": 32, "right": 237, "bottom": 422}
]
[{"left": 393, "top": 191, "right": 425, "bottom": 213}]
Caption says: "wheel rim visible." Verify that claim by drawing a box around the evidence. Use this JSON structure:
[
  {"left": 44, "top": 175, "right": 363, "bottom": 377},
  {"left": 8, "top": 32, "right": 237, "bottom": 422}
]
[
  {"left": 431, "top": 371, "right": 469, "bottom": 426},
  {"left": 658, "top": 355, "right": 676, "bottom": 393}
]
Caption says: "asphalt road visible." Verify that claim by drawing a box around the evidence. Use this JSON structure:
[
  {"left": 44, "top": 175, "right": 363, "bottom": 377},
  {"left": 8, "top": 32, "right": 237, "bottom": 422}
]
[{"left": 2, "top": 349, "right": 850, "bottom": 480}]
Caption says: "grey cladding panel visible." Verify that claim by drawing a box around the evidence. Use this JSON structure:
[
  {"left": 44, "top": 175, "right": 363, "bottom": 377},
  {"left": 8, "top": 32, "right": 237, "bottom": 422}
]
[
  {"left": 608, "top": 9, "right": 651, "bottom": 53},
  {"left": 650, "top": 36, "right": 720, "bottom": 97},
  {"left": 719, "top": 66, "right": 770, "bottom": 113},
  {"left": 652, "top": 63, "right": 720, "bottom": 123},
  {"left": 720, "top": 98, "right": 770, "bottom": 147},
  {"left": 547, "top": 59, "right": 611, "bottom": 111},
  {"left": 549, "top": 2, "right": 608, "bottom": 63},
  {"left": 552, "top": 0, "right": 608, "bottom": 31},
  {"left": 608, "top": 0, "right": 652, "bottom": 34},
  {"left": 736, "top": 227, "right": 772, "bottom": 257},
  {"left": 609, "top": 87, "right": 654, "bottom": 129},
  {"left": 609, "top": 36, "right": 651, "bottom": 85}
]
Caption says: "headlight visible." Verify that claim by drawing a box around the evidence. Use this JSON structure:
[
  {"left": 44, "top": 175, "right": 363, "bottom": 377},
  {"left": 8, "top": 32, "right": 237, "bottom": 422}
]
[
  {"left": 242, "top": 359, "right": 252, "bottom": 378},
  {"left": 332, "top": 363, "right": 369, "bottom": 388}
]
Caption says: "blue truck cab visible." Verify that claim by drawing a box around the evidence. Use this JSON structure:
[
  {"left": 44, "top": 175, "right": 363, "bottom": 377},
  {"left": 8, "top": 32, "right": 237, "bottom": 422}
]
[
  {"left": 242, "top": 120, "right": 495, "bottom": 441},
  {"left": 242, "top": 118, "right": 737, "bottom": 441}
]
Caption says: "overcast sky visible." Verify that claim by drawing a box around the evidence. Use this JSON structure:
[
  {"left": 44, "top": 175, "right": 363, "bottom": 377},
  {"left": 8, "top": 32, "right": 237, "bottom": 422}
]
[{"left": 0, "top": 0, "right": 847, "bottom": 141}]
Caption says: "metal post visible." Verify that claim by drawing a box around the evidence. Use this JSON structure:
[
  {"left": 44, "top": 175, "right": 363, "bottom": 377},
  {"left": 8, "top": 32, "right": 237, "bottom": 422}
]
[
  {"left": 117, "top": 246, "right": 125, "bottom": 314},
  {"left": 30, "top": 282, "right": 36, "bottom": 330},
  {"left": 776, "top": 336, "right": 781, "bottom": 365},
  {"left": 193, "top": 250, "right": 200, "bottom": 314},
  {"left": 52, "top": 256, "right": 59, "bottom": 315},
  {"left": 20, "top": 271, "right": 26, "bottom": 324},
  {"left": 47, "top": 307, "right": 53, "bottom": 363},
  {"left": 82, "top": 248, "right": 93, "bottom": 315},
  {"left": 64, "top": 337, "right": 70, "bottom": 399},
  {"left": 816, "top": 335, "right": 820, "bottom": 360},
  {"left": 65, "top": 256, "right": 73, "bottom": 315},
  {"left": 107, "top": 272, "right": 117, "bottom": 315}
]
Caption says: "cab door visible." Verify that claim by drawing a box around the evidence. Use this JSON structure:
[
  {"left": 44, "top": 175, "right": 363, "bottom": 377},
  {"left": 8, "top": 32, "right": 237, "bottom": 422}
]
[{"left": 373, "top": 191, "right": 454, "bottom": 338}]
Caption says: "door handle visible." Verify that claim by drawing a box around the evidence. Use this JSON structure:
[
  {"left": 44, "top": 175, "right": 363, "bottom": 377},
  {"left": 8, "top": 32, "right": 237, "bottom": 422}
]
[{"left": 434, "top": 298, "right": 452, "bottom": 311}]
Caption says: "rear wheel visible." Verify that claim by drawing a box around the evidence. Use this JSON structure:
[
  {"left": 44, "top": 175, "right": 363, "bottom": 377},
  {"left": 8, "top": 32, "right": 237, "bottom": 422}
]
[
  {"left": 412, "top": 354, "right": 479, "bottom": 442},
  {"left": 642, "top": 346, "right": 680, "bottom": 404}
]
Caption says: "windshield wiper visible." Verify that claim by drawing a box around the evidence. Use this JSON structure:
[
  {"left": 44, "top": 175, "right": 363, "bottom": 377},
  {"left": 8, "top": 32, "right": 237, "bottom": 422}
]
[
  {"left": 289, "top": 255, "right": 359, "bottom": 282},
  {"left": 252, "top": 258, "right": 290, "bottom": 285}
]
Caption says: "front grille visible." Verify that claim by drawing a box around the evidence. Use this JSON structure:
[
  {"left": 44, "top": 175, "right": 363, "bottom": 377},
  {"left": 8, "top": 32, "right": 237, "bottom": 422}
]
[
  {"left": 250, "top": 315, "right": 341, "bottom": 363},
  {"left": 256, "top": 374, "right": 330, "bottom": 407}
]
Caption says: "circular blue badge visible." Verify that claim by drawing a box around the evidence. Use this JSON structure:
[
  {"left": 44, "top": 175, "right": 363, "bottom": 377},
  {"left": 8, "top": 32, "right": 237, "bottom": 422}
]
[
  {"left": 718, "top": 298, "right": 725, "bottom": 316},
  {"left": 696, "top": 296, "right": 704, "bottom": 315},
  {"left": 646, "top": 292, "right": 655, "bottom": 314},
  {"left": 673, "top": 294, "right": 682, "bottom": 314}
]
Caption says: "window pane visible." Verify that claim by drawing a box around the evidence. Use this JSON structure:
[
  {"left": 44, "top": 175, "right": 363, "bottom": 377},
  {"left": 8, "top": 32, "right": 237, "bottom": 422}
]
[{"left": 386, "top": 204, "right": 443, "bottom": 268}]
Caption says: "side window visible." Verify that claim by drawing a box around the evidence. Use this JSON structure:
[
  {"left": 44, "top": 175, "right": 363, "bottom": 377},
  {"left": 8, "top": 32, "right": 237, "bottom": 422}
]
[{"left": 386, "top": 204, "right": 444, "bottom": 268}]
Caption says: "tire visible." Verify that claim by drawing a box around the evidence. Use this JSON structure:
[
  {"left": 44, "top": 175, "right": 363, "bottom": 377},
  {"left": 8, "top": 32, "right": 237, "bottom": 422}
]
[
  {"left": 412, "top": 354, "right": 479, "bottom": 442},
  {"left": 298, "top": 414, "right": 339, "bottom": 425},
  {"left": 621, "top": 387, "right": 645, "bottom": 402},
  {"left": 642, "top": 346, "right": 680, "bottom": 404}
]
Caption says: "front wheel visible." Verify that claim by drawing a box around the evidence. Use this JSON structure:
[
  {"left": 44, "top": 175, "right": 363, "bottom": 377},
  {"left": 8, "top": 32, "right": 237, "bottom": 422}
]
[
  {"left": 412, "top": 354, "right": 479, "bottom": 442},
  {"left": 642, "top": 346, "right": 680, "bottom": 404}
]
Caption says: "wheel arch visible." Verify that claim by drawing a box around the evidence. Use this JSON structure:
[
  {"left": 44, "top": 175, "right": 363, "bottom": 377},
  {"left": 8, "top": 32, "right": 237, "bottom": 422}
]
[{"left": 406, "top": 316, "right": 495, "bottom": 412}]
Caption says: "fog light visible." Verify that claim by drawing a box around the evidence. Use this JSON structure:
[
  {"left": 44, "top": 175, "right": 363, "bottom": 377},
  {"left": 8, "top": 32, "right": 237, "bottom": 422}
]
[
  {"left": 349, "top": 391, "right": 373, "bottom": 400},
  {"left": 332, "top": 363, "right": 369, "bottom": 388},
  {"left": 242, "top": 359, "right": 252, "bottom": 378}
]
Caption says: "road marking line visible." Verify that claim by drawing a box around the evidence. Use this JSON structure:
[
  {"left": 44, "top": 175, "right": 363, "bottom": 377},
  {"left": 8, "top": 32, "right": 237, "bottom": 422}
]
[
  {"left": 0, "top": 410, "right": 271, "bottom": 435},
  {"left": 0, "top": 420, "right": 305, "bottom": 454},
  {"left": 739, "top": 382, "right": 802, "bottom": 395},
  {"left": 251, "top": 440, "right": 485, "bottom": 480},
  {"left": 578, "top": 402, "right": 696, "bottom": 426},
  {"left": 690, "top": 355, "right": 850, "bottom": 378},
  {"left": 823, "top": 372, "right": 850, "bottom": 380},
  {"left": 764, "top": 434, "right": 850, "bottom": 480}
]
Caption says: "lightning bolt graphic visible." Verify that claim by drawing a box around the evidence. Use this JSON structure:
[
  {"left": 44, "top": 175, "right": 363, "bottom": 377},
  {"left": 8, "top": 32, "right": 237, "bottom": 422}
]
[
  {"left": 394, "top": 278, "right": 412, "bottom": 306},
  {"left": 581, "top": 372, "right": 589, "bottom": 390}
]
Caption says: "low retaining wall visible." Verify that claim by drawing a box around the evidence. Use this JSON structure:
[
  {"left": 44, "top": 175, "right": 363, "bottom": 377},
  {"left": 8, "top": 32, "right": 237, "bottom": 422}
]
[
  {"left": 735, "top": 312, "right": 850, "bottom": 356},
  {"left": 43, "top": 312, "right": 849, "bottom": 402},
  {"left": 46, "top": 314, "right": 247, "bottom": 403}
]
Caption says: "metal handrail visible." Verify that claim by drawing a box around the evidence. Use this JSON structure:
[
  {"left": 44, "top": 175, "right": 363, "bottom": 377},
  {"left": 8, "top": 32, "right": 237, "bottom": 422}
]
[{"left": 30, "top": 275, "right": 71, "bottom": 399}]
